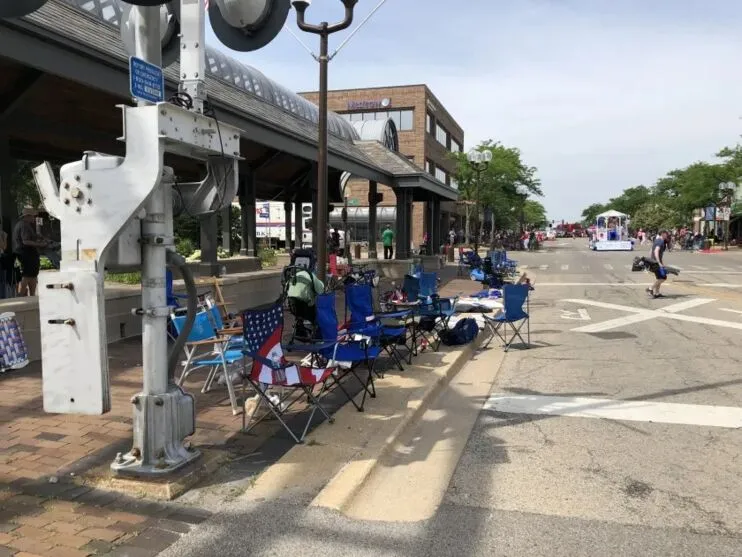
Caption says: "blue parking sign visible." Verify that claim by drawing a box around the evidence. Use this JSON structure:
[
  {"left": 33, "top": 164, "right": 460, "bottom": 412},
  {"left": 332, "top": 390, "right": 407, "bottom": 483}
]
[{"left": 129, "top": 56, "right": 164, "bottom": 104}]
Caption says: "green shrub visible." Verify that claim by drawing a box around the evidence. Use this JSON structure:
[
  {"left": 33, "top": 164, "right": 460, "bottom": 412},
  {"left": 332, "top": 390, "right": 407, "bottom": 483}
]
[
  {"left": 40, "top": 256, "right": 55, "bottom": 270},
  {"left": 176, "top": 238, "right": 195, "bottom": 258},
  {"left": 105, "top": 271, "right": 142, "bottom": 285},
  {"left": 258, "top": 247, "right": 277, "bottom": 267}
]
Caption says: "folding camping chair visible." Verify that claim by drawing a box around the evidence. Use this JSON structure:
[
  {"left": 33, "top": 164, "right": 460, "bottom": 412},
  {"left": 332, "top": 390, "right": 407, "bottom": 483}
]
[
  {"left": 311, "top": 291, "right": 382, "bottom": 412},
  {"left": 241, "top": 300, "right": 336, "bottom": 444},
  {"left": 171, "top": 309, "right": 244, "bottom": 414},
  {"left": 345, "top": 283, "right": 414, "bottom": 370},
  {"left": 482, "top": 283, "right": 530, "bottom": 351}
]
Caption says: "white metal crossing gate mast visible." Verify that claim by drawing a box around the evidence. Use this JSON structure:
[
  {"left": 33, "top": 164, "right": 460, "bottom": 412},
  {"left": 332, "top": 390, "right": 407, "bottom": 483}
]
[{"left": 2, "top": 0, "right": 291, "bottom": 476}]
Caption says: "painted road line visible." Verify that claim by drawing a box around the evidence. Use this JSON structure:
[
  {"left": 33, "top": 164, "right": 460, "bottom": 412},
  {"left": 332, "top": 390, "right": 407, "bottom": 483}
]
[
  {"left": 683, "top": 271, "right": 742, "bottom": 275},
  {"left": 520, "top": 265, "right": 529, "bottom": 270},
  {"left": 560, "top": 264, "right": 569, "bottom": 271},
  {"left": 565, "top": 298, "right": 742, "bottom": 332},
  {"left": 720, "top": 309, "right": 742, "bottom": 316},
  {"left": 720, "top": 266, "right": 735, "bottom": 271},
  {"left": 484, "top": 395, "right": 742, "bottom": 429},
  {"left": 700, "top": 284, "right": 742, "bottom": 288},
  {"left": 539, "top": 265, "right": 549, "bottom": 271},
  {"left": 560, "top": 309, "right": 590, "bottom": 321},
  {"left": 604, "top": 264, "right": 614, "bottom": 271},
  {"left": 690, "top": 265, "right": 707, "bottom": 270},
  {"left": 537, "top": 282, "right": 654, "bottom": 287},
  {"left": 582, "top": 265, "right": 590, "bottom": 271}
]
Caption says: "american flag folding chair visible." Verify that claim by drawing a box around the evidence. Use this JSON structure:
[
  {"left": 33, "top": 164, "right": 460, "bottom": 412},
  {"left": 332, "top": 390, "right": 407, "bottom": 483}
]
[{"left": 241, "top": 300, "right": 336, "bottom": 444}]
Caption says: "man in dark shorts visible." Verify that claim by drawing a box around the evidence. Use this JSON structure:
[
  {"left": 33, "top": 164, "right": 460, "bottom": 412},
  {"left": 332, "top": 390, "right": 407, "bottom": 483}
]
[
  {"left": 646, "top": 229, "right": 669, "bottom": 299},
  {"left": 13, "top": 207, "right": 47, "bottom": 297}
]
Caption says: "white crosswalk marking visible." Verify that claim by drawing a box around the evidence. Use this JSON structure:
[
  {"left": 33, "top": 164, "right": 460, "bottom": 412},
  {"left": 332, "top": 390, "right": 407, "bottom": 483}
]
[
  {"left": 691, "top": 265, "right": 707, "bottom": 270},
  {"left": 624, "top": 264, "right": 632, "bottom": 270},
  {"left": 539, "top": 265, "right": 549, "bottom": 271},
  {"left": 604, "top": 264, "right": 614, "bottom": 271},
  {"left": 561, "top": 264, "right": 569, "bottom": 271},
  {"left": 520, "top": 265, "right": 529, "bottom": 270},
  {"left": 720, "top": 266, "right": 735, "bottom": 271}
]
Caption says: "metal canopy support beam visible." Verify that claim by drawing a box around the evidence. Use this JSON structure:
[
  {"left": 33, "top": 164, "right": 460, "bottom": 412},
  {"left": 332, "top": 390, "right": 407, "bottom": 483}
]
[
  {"left": 309, "top": 162, "right": 318, "bottom": 253},
  {"left": 394, "top": 187, "right": 410, "bottom": 260},
  {"left": 239, "top": 170, "right": 258, "bottom": 257},
  {"left": 199, "top": 213, "right": 219, "bottom": 276},
  {"left": 284, "top": 199, "right": 292, "bottom": 250},
  {"left": 0, "top": 69, "right": 44, "bottom": 125},
  {"left": 423, "top": 201, "right": 432, "bottom": 254},
  {"left": 0, "top": 135, "right": 12, "bottom": 251},
  {"left": 221, "top": 206, "right": 231, "bottom": 254},
  {"left": 368, "top": 180, "right": 378, "bottom": 259},
  {"left": 294, "top": 200, "right": 302, "bottom": 250},
  {"left": 432, "top": 197, "right": 441, "bottom": 254}
]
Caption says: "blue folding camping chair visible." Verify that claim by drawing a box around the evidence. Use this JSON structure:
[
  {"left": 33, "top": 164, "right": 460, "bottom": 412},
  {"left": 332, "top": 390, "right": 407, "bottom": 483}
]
[
  {"left": 312, "top": 292, "right": 382, "bottom": 412},
  {"left": 345, "top": 283, "right": 414, "bottom": 370},
  {"left": 482, "top": 284, "right": 530, "bottom": 351}
]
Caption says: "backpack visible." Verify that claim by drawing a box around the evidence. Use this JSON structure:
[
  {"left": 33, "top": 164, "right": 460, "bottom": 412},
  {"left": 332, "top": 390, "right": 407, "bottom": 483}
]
[{"left": 440, "top": 318, "right": 479, "bottom": 346}]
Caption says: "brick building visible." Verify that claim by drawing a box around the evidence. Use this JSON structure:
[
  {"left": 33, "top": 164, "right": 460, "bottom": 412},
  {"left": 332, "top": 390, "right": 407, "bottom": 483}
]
[{"left": 299, "top": 84, "right": 465, "bottom": 250}]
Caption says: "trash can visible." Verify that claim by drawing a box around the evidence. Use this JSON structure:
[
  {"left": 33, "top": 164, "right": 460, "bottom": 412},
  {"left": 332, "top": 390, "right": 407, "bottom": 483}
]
[{"left": 354, "top": 243, "right": 361, "bottom": 260}]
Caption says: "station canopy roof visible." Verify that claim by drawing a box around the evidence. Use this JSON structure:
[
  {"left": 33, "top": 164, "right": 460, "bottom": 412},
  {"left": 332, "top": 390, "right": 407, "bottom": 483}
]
[{"left": 0, "top": 0, "right": 457, "bottom": 203}]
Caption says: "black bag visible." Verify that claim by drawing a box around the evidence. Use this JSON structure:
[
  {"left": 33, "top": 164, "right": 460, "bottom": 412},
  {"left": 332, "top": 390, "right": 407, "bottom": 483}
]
[{"left": 440, "top": 318, "right": 479, "bottom": 346}]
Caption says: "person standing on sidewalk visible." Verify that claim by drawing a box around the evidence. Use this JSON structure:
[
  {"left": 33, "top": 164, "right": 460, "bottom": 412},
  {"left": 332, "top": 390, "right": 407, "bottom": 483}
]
[
  {"left": 647, "top": 230, "right": 669, "bottom": 299},
  {"left": 382, "top": 224, "right": 395, "bottom": 260}
]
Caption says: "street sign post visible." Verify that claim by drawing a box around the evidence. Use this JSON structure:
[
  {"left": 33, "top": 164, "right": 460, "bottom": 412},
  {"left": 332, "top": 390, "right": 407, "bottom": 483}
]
[{"left": 129, "top": 56, "right": 164, "bottom": 104}]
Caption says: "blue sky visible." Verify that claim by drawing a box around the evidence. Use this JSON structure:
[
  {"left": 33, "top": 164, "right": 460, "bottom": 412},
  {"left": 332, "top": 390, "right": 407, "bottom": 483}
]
[{"left": 207, "top": 0, "right": 742, "bottom": 221}]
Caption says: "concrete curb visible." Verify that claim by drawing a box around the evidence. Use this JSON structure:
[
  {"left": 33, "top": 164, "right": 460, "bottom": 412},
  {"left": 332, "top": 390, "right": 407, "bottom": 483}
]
[{"left": 310, "top": 332, "right": 485, "bottom": 513}]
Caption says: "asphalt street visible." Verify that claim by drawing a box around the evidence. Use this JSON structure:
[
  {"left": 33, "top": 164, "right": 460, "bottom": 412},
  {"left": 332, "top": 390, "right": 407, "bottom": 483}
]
[{"left": 158, "top": 240, "right": 742, "bottom": 557}]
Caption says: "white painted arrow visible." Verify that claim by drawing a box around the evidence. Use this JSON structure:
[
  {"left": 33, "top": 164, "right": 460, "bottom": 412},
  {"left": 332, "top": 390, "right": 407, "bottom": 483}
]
[{"left": 560, "top": 308, "right": 591, "bottom": 321}]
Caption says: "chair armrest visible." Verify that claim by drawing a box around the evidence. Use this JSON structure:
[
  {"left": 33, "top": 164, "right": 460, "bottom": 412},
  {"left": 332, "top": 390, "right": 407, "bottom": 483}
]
[
  {"left": 217, "top": 327, "right": 243, "bottom": 336},
  {"left": 186, "top": 337, "right": 231, "bottom": 346},
  {"left": 285, "top": 340, "right": 337, "bottom": 352}
]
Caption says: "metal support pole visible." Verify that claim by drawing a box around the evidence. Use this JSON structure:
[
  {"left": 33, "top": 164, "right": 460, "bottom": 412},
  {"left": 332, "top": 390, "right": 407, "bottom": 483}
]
[
  {"left": 284, "top": 199, "right": 292, "bottom": 250},
  {"left": 221, "top": 206, "right": 231, "bottom": 255},
  {"left": 0, "top": 135, "right": 13, "bottom": 252},
  {"left": 368, "top": 181, "right": 378, "bottom": 259},
  {"left": 199, "top": 213, "right": 219, "bottom": 276},
  {"left": 135, "top": 5, "right": 167, "bottom": 396},
  {"left": 293, "top": 0, "right": 357, "bottom": 280},
  {"left": 316, "top": 29, "right": 329, "bottom": 281},
  {"left": 343, "top": 195, "right": 349, "bottom": 262},
  {"left": 238, "top": 176, "right": 249, "bottom": 255},
  {"left": 294, "top": 200, "right": 302, "bottom": 250},
  {"left": 243, "top": 172, "right": 257, "bottom": 257}
]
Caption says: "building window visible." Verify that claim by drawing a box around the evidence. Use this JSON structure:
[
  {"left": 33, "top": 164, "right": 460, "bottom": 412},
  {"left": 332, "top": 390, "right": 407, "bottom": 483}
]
[
  {"left": 426, "top": 111, "right": 434, "bottom": 134},
  {"left": 387, "top": 110, "right": 401, "bottom": 130},
  {"left": 399, "top": 109, "right": 414, "bottom": 131},
  {"left": 406, "top": 155, "right": 415, "bottom": 162},
  {"left": 426, "top": 159, "right": 435, "bottom": 175},
  {"left": 435, "top": 166, "right": 447, "bottom": 183},
  {"left": 451, "top": 138, "right": 462, "bottom": 153},
  {"left": 436, "top": 123, "right": 448, "bottom": 147},
  {"left": 450, "top": 177, "right": 458, "bottom": 189}
]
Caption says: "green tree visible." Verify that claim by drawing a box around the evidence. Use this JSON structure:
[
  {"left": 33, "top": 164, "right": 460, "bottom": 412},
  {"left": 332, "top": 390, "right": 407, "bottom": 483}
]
[
  {"left": 631, "top": 201, "right": 684, "bottom": 231},
  {"left": 581, "top": 203, "right": 607, "bottom": 225},
  {"left": 522, "top": 199, "right": 548, "bottom": 228},
  {"left": 451, "top": 140, "right": 542, "bottom": 238}
]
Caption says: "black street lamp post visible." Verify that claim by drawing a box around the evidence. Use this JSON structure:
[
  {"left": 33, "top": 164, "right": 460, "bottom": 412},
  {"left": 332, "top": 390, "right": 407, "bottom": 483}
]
[
  {"left": 292, "top": 0, "right": 358, "bottom": 281},
  {"left": 467, "top": 148, "right": 492, "bottom": 254}
]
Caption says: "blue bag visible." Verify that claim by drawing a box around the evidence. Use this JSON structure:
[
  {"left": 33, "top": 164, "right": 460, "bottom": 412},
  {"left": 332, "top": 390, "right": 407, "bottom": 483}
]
[{"left": 440, "top": 318, "right": 479, "bottom": 346}]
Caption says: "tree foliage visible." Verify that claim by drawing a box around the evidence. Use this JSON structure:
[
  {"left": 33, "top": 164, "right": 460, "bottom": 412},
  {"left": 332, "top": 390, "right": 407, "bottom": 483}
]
[
  {"left": 523, "top": 199, "right": 548, "bottom": 228},
  {"left": 581, "top": 143, "right": 742, "bottom": 229},
  {"left": 451, "top": 140, "right": 542, "bottom": 232}
]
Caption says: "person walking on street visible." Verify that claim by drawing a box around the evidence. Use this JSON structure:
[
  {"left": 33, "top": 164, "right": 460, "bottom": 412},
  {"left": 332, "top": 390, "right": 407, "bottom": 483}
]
[
  {"left": 647, "top": 229, "right": 669, "bottom": 299},
  {"left": 382, "top": 224, "right": 395, "bottom": 260},
  {"left": 13, "top": 207, "right": 47, "bottom": 297}
]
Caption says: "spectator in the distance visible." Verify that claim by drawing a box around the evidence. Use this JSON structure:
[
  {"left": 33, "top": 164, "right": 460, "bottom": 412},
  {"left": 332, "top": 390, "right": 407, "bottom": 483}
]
[{"left": 13, "top": 208, "right": 47, "bottom": 297}]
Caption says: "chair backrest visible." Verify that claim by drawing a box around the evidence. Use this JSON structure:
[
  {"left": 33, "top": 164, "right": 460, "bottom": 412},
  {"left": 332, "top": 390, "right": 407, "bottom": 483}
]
[
  {"left": 171, "top": 309, "right": 216, "bottom": 342},
  {"left": 345, "top": 284, "right": 374, "bottom": 325},
  {"left": 402, "top": 274, "right": 420, "bottom": 300},
  {"left": 291, "top": 248, "right": 316, "bottom": 272},
  {"left": 315, "top": 292, "right": 339, "bottom": 341},
  {"left": 166, "top": 270, "right": 179, "bottom": 307},
  {"left": 241, "top": 301, "right": 289, "bottom": 382},
  {"left": 419, "top": 272, "right": 438, "bottom": 297},
  {"left": 502, "top": 284, "right": 529, "bottom": 319}
]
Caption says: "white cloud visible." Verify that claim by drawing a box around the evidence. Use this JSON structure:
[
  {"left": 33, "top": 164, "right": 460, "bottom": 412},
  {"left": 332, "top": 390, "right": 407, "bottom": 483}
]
[{"left": 209, "top": 1, "right": 742, "bottom": 220}]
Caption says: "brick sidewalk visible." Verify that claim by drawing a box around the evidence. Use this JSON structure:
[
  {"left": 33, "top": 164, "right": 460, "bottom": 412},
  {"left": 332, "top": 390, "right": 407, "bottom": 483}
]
[{"left": 0, "top": 266, "right": 465, "bottom": 556}]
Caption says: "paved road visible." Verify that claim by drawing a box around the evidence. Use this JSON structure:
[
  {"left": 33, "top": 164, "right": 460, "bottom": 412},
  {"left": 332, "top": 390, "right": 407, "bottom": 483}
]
[{"left": 158, "top": 241, "right": 742, "bottom": 557}]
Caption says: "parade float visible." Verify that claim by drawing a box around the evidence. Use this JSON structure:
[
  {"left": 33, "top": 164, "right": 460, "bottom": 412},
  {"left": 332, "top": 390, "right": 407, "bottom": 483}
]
[{"left": 589, "top": 209, "right": 634, "bottom": 251}]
